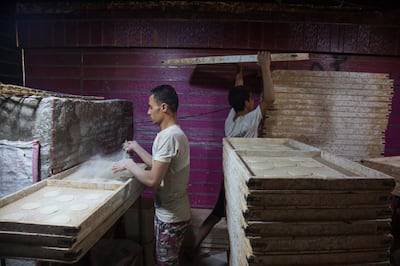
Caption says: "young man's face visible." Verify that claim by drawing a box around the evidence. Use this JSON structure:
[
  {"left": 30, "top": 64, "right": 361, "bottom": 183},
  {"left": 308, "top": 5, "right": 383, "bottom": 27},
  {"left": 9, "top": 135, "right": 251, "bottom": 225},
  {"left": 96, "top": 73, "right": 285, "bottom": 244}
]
[{"left": 147, "top": 94, "right": 164, "bottom": 125}]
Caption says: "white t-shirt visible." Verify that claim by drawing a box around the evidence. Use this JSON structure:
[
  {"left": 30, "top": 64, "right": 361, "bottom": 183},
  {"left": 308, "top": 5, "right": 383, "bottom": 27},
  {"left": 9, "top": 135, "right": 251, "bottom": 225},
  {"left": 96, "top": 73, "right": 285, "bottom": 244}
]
[
  {"left": 152, "top": 124, "right": 191, "bottom": 223},
  {"left": 224, "top": 105, "right": 262, "bottom": 137}
]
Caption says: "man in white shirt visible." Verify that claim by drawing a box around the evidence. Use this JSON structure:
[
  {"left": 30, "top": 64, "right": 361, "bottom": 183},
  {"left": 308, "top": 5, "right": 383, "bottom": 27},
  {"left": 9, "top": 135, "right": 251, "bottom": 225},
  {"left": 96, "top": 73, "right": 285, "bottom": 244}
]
[
  {"left": 188, "top": 51, "right": 275, "bottom": 258},
  {"left": 112, "top": 84, "right": 190, "bottom": 266}
]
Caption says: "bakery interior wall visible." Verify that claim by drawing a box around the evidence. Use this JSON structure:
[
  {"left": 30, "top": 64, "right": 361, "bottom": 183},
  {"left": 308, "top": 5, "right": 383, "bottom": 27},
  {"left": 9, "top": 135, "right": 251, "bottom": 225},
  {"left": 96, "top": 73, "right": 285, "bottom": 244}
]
[
  {"left": 0, "top": 3, "right": 22, "bottom": 85},
  {"left": 6, "top": 1, "right": 400, "bottom": 208}
]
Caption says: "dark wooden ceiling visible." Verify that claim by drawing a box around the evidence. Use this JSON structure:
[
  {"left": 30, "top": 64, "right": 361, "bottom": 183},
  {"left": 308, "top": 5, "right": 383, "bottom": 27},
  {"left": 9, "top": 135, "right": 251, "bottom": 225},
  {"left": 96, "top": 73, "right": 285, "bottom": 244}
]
[{"left": 11, "top": 1, "right": 400, "bottom": 25}]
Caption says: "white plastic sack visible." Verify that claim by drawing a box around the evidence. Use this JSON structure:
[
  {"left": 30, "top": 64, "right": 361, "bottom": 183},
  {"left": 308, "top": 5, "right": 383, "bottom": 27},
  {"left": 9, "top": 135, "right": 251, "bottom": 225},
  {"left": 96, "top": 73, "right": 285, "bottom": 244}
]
[{"left": 0, "top": 140, "right": 34, "bottom": 198}]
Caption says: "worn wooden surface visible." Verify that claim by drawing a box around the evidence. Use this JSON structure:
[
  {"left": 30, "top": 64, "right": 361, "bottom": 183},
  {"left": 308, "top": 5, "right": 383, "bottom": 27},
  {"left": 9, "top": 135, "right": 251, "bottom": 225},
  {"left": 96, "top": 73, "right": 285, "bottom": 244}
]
[
  {"left": 223, "top": 137, "right": 394, "bottom": 266},
  {"left": 161, "top": 53, "right": 309, "bottom": 65}
]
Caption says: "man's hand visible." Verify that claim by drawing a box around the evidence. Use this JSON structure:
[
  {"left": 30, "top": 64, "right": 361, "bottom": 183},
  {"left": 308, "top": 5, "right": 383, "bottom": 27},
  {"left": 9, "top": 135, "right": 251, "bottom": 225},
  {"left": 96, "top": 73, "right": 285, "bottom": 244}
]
[
  {"left": 257, "top": 51, "right": 271, "bottom": 69},
  {"left": 122, "top": 140, "right": 138, "bottom": 153},
  {"left": 112, "top": 159, "right": 133, "bottom": 173}
]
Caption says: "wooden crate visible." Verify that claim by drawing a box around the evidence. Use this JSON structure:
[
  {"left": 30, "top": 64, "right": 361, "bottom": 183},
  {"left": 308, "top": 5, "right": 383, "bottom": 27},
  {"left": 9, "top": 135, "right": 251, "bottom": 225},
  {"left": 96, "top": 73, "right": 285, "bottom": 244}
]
[
  {"left": 0, "top": 160, "right": 145, "bottom": 263},
  {"left": 223, "top": 137, "right": 394, "bottom": 266}
]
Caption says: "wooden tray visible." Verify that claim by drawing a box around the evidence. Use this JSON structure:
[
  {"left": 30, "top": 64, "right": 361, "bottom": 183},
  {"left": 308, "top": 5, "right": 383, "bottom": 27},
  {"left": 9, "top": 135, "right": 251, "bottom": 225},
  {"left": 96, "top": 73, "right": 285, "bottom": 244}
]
[
  {"left": 0, "top": 160, "right": 146, "bottom": 262},
  {"left": 225, "top": 137, "right": 320, "bottom": 152},
  {"left": 244, "top": 206, "right": 392, "bottom": 222},
  {"left": 248, "top": 249, "right": 390, "bottom": 265},
  {"left": 245, "top": 219, "right": 391, "bottom": 237}
]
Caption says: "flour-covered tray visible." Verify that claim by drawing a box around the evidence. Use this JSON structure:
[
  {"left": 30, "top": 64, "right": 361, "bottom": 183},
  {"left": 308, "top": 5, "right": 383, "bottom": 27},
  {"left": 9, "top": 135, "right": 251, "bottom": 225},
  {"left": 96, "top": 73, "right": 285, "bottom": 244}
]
[{"left": 0, "top": 160, "right": 145, "bottom": 262}]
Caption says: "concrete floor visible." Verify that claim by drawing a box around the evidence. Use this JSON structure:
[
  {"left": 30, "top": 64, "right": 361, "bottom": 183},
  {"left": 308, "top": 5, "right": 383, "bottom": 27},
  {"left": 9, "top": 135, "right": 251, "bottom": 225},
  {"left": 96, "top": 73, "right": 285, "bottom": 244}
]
[{"left": 180, "top": 251, "right": 228, "bottom": 266}]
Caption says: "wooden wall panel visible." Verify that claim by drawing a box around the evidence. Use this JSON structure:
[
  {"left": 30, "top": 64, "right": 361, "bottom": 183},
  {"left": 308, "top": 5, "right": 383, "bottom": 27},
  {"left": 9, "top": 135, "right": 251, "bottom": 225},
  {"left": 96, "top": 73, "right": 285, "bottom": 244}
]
[
  {"left": 0, "top": 5, "right": 22, "bottom": 85},
  {"left": 21, "top": 46, "right": 400, "bottom": 208},
  {"left": 15, "top": 13, "right": 400, "bottom": 208}
]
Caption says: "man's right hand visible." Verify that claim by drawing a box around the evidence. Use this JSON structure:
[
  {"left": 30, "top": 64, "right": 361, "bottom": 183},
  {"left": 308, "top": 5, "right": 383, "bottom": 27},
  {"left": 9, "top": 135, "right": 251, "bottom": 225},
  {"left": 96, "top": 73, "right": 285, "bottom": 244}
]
[{"left": 257, "top": 51, "right": 271, "bottom": 69}]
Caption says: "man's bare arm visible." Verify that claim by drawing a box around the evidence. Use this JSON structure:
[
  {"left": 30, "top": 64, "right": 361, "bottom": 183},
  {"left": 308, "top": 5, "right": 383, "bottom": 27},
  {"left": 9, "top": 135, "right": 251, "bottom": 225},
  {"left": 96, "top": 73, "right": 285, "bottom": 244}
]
[
  {"left": 124, "top": 140, "right": 152, "bottom": 167},
  {"left": 235, "top": 64, "right": 244, "bottom": 86},
  {"left": 258, "top": 51, "right": 275, "bottom": 116},
  {"left": 112, "top": 159, "right": 169, "bottom": 188}
]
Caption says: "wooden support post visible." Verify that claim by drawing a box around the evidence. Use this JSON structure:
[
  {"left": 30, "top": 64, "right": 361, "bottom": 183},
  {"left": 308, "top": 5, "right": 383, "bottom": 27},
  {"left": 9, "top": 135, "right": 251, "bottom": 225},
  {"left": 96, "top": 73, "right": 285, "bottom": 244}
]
[{"left": 161, "top": 53, "right": 309, "bottom": 65}]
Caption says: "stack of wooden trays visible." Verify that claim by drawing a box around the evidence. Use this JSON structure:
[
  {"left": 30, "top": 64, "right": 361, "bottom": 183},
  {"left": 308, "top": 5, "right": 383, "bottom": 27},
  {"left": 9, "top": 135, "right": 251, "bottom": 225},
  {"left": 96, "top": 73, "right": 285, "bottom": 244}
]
[
  {"left": 0, "top": 160, "right": 145, "bottom": 263},
  {"left": 223, "top": 138, "right": 395, "bottom": 266}
]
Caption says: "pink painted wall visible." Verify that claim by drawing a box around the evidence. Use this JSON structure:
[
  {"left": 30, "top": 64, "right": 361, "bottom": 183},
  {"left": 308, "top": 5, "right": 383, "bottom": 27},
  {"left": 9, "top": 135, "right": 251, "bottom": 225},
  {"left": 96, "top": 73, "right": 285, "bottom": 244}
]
[{"left": 17, "top": 18, "right": 400, "bottom": 208}]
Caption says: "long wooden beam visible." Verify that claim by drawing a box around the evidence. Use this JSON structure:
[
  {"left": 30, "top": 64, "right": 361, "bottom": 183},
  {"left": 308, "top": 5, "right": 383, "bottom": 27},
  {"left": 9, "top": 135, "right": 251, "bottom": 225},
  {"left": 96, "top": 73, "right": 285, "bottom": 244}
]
[{"left": 161, "top": 53, "right": 309, "bottom": 65}]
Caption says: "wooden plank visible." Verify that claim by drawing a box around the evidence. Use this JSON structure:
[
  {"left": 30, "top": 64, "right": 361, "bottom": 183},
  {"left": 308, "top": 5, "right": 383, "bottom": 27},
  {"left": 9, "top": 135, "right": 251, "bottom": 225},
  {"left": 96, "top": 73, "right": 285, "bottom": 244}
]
[
  {"left": 269, "top": 103, "right": 390, "bottom": 114},
  {"left": 268, "top": 109, "right": 390, "bottom": 119},
  {"left": 249, "top": 234, "right": 392, "bottom": 252},
  {"left": 274, "top": 85, "right": 393, "bottom": 97},
  {"left": 247, "top": 176, "right": 395, "bottom": 191},
  {"left": 361, "top": 156, "right": 400, "bottom": 196},
  {"left": 264, "top": 128, "right": 386, "bottom": 138},
  {"left": 272, "top": 69, "right": 390, "bottom": 80},
  {"left": 248, "top": 249, "right": 390, "bottom": 265},
  {"left": 361, "top": 156, "right": 400, "bottom": 179},
  {"left": 246, "top": 190, "right": 392, "bottom": 207},
  {"left": 273, "top": 98, "right": 391, "bottom": 108},
  {"left": 264, "top": 120, "right": 387, "bottom": 130},
  {"left": 244, "top": 206, "right": 393, "bottom": 222},
  {"left": 272, "top": 93, "right": 391, "bottom": 103},
  {"left": 227, "top": 137, "right": 320, "bottom": 152},
  {"left": 0, "top": 231, "right": 77, "bottom": 248},
  {"left": 245, "top": 219, "right": 391, "bottom": 237},
  {"left": 161, "top": 53, "right": 309, "bottom": 65},
  {"left": 273, "top": 76, "right": 393, "bottom": 85}
]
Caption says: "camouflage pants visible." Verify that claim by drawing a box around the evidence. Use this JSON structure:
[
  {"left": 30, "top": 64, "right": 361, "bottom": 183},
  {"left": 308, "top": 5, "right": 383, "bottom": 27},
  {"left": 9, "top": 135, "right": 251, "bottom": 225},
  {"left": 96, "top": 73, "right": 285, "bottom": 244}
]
[{"left": 154, "top": 216, "right": 189, "bottom": 266}]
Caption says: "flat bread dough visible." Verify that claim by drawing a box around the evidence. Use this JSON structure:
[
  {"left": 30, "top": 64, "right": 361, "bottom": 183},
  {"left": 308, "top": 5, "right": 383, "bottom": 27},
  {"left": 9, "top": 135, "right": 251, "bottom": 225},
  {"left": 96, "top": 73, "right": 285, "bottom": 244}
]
[
  {"left": 39, "top": 205, "right": 59, "bottom": 215},
  {"left": 21, "top": 202, "right": 41, "bottom": 210},
  {"left": 85, "top": 193, "right": 103, "bottom": 200},
  {"left": 70, "top": 203, "right": 89, "bottom": 211},
  {"left": 273, "top": 160, "right": 297, "bottom": 168},
  {"left": 56, "top": 194, "right": 74, "bottom": 202}
]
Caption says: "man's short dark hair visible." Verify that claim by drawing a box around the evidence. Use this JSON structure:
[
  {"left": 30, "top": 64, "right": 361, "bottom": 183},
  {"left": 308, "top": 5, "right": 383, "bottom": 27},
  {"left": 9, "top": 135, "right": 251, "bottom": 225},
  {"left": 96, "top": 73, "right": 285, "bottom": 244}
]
[
  {"left": 150, "top": 84, "right": 179, "bottom": 113},
  {"left": 228, "top": 85, "right": 251, "bottom": 112}
]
